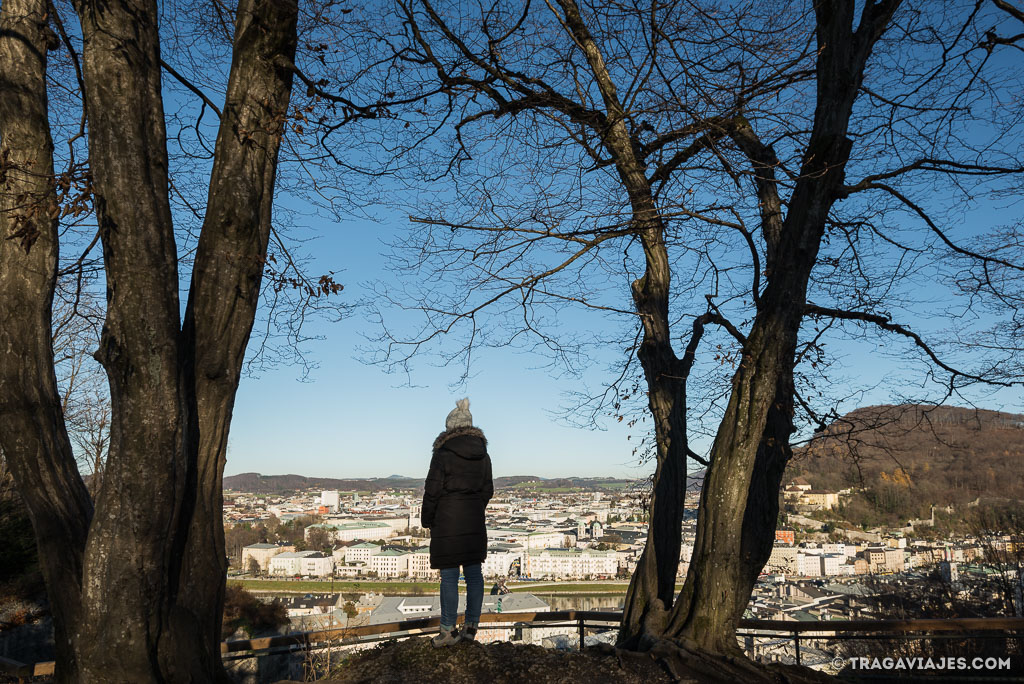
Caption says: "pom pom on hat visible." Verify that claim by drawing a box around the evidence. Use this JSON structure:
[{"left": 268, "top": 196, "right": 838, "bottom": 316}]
[{"left": 445, "top": 397, "right": 473, "bottom": 430}]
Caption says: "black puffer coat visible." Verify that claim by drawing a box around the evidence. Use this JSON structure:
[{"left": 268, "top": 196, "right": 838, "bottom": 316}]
[{"left": 421, "top": 426, "right": 493, "bottom": 570}]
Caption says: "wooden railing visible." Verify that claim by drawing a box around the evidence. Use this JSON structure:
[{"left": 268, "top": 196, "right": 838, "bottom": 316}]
[{"left": 3, "top": 613, "right": 1023, "bottom": 680}]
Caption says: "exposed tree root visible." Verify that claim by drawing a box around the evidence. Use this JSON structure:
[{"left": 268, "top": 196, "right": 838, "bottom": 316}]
[{"left": 603, "top": 638, "right": 833, "bottom": 683}]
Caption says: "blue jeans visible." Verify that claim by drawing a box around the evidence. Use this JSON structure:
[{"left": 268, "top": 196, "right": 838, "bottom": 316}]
[{"left": 439, "top": 563, "right": 484, "bottom": 629}]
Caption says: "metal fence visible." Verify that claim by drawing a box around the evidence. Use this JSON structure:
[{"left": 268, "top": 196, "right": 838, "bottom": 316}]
[{"left": 3, "top": 613, "right": 1023, "bottom": 681}]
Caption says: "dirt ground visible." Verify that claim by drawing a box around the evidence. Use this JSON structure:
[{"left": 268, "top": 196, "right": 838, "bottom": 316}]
[{"left": 278, "top": 636, "right": 834, "bottom": 684}]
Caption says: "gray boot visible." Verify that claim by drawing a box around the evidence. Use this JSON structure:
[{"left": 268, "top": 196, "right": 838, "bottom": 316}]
[
  {"left": 459, "top": 622, "right": 479, "bottom": 643},
  {"left": 432, "top": 625, "right": 459, "bottom": 648}
]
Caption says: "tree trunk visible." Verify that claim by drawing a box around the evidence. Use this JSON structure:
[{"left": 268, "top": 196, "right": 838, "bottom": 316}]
[
  {"left": 734, "top": 374, "right": 795, "bottom": 616},
  {"left": 0, "top": 2, "right": 93, "bottom": 681},
  {"left": 67, "top": 0, "right": 300, "bottom": 679},
  {"left": 71, "top": 0, "right": 199, "bottom": 678},
  {"left": 178, "top": 0, "right": 298, "bottom": 675},
  {"left": 667, "top": 304, "right": 800, "bottom": 654},
  {"left": 553, "top": 0, "right": 691, "bottom": 646},
  {"left": 7, "top": 0, "right": 297, "bottom": 678},
  {"left": 664, "top": 0, "right": 900, "bottom": 655},
  {"left": 617, "top": 232, "right": 688, "bottom": 648}
]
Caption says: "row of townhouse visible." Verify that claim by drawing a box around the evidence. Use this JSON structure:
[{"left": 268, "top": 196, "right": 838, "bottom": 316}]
[
  {"left": 242, "top": 542, "right": 295, "bottom": 572},
  {"left": 339, "top": 543, "right": 619, "bottom": 580},
  {"left": 766, "top": 543, "right": 907, "bottom": 577},
  {"left": 304, "top": 520, "right": 399, "bottom": 542},
  {"left": 332, "top": 544, "right": 435, "bottom": 578},
  {"left": 246, "top": 539, "right": 622, "bottom": 580}
]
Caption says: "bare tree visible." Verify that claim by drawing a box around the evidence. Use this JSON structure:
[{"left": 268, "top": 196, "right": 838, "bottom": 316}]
[
  {"left": 0, "top": 0, "right": 313, "bottom": 679},
  {"left": 306, "top": 526, "right": 332, "bottom": 552},
  {"left": 51, "top": 280, "right": 110, "bottom": 491},
  {"left": 365, "top": 0, "right": 1024, "bottom": 671}
]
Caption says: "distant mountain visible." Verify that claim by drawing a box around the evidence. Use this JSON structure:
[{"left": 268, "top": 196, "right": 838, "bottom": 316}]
[
  {"left": 494, "top": 475, "right": 542, "bottom": 488},
  {"left": 786, "top": 404, "right": 1024, "bottom": 525},
  {"left": 688, "top": 468, "right": 705, "bottom": 490},
  {"left": 224, "top": 472, "right": 643, "bottom": 494},
  {"left": 497, "top": 476, "right": 638, "bottom": 492},
  {"left": 223, "top": 472, "right": 422, "bottom": 494}
]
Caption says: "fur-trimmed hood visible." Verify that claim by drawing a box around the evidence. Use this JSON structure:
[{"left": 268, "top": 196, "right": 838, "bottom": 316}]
[{"left": 433, "top": 426, "right": 487, "bottom": 457}]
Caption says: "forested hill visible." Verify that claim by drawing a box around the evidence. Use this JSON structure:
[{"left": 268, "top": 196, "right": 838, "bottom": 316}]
[
  {"left": 786, "top": 404, "right": 1024, "bottom": 523},
  {"left": 222, "top": 472, "right": 638, "bottom": 494},
  {"left": 223, "top": 472, "right": 423, "bottom": 493}
]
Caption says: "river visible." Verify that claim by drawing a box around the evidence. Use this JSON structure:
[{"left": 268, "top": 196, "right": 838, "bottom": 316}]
[{"left": 516, "top": 593, "right": 625, "bottom": 612}]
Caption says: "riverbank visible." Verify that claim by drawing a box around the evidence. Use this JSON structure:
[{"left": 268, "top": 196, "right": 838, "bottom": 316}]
[
  {"left": 228, "top": 579, "right": 436, "bottom": 594},
  {"left": 228, "top": 578, "right": 630, "bottom": 597}
]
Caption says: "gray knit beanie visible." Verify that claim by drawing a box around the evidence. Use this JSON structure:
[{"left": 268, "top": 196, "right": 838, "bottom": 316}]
[{"left": 445, "top": 398, "right": 473, "bottom": 430}]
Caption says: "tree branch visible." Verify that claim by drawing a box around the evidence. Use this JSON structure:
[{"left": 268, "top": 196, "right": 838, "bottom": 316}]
[
  {"left": 804, "top": 303, "right": 1015, "bottom": 386},
  {"left": 160, "top": 59, "right": 222, "bottom": 119},
  {"left": 839, "top": 157, "right": 1024, "bottom": 196},
  {"left": 855, "top": 181, "right": 1024, "bottom": 272}
]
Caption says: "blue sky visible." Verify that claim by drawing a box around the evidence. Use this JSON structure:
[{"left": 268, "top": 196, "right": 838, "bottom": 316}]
[
  {"left": 222, "top": 199, "right": 1024, "bottom": 480},
  {"left": 225, "top": 204, "right": 649, "bottom": 480},
  {"left": 177, "top": 2, "right": 1024, "bottom": 481}
]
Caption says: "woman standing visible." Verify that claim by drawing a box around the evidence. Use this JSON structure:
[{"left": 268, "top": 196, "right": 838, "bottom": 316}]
[{"left": 422, "top": 398, "right": 493, "bottom": 647}]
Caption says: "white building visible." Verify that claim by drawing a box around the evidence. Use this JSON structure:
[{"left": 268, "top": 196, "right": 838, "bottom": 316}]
[
  {"left": 370, "top": 549, "right": 412, "bottom": 578},
  {"left": 269, "top": 550, "right": 334, "bottom": 577},
  {"left": 678, "top": 544, "right": 694, "bottom": 577},
  {"left": 526, "top": 548, "right": 617, "bottom": 579},
  {"left": 798, "top": 553, "right": 822, "bottom": 577},
  {"left": 822, "top": 543, "right": 846, "bottom": 556},
  {"left": 482, "top": 545, "right": 525, "bottom": 578},
  {"left": 306, "top": 521, "right": 395, "bottom": 543},
  {"left": 346, "top": 542, "right": 382, "bottom": 564},
  {"left": 836, "top": 562, "right": 857, "bottom": 576},
  {"left": 530, "top": 531, "right": 565, "bottom": 549},
  {"left": 241, "top": 543, "right": 294, "bottom": 572},
  {"left": 364, "top": 516, "right": 411, "bottom": 535},
  {"left": 321, "top": 490, "right": 341, "bottom": 512},
  {"left": 821, "top": 554, "right": 843, "bottom": 576},
  {"left": 488, "top": 528, "right": 563, "bottom": 549},
  {"left": 409, "top": 547, "right": 438, "bottom": 579},
  {"left": 766, "top": 546, "right": 799, "bottom": 574}
]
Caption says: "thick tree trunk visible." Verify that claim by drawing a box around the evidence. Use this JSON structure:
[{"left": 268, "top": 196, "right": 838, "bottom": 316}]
[
  {"left": 0, "top": 3, "right": 93, "bottom": 682},
  {"left": 4, "top": 0, "right": 296, "bottom": 679},
  {"left": 72, "top": 0, "right": 203, "bottom": 679},
  {"left": 667, "top": 303, "right": 800, "bottom": 654},
  {"left": 734, "top": 375, "right": 795, "bottom": 614},
  {"left": 71, "top": 0, "right": 300, "bottom": 679},
  {"left": 178, "top": 0, "right": 298, "bottom": 675}
]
